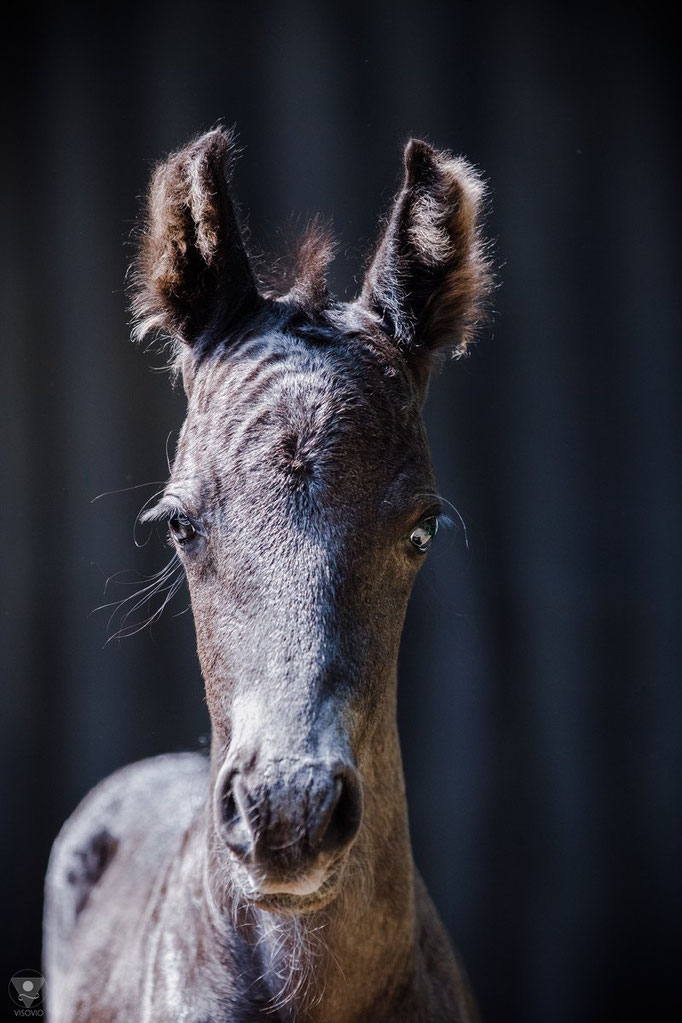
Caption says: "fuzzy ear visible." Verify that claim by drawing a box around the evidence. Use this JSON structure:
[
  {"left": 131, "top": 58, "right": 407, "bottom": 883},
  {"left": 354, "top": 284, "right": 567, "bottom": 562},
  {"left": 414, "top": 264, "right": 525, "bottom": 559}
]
[
  {"left": 358, "top": 139, "right": 492, "bottom": 359},
  {"left": 131, "top": 127, "right": 260, "bottom": 347}
]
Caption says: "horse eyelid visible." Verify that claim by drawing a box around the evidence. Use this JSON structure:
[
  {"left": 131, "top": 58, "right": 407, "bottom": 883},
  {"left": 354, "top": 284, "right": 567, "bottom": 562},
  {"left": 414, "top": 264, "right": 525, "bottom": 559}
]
[
  {"left": 139, "top": 499, "right": 179, "bottom": 524},
  {"left": 418, "top": 503, "right": 445, "bottom": 525},
  {"left": 140, "top": 497, "right": 199, "bottom": 526}
]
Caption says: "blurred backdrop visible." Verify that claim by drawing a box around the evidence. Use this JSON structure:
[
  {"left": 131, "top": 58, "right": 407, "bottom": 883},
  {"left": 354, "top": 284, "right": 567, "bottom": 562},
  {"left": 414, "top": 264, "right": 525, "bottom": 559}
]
[{"left": 1, "top": 2, "right": 679, "bottom": 1020}]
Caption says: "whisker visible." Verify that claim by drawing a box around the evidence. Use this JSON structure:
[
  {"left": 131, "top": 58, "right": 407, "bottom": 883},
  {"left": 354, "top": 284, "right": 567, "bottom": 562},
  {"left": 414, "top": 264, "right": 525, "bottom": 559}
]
[
  {"left": 164, "top": 430, "right": 176, "bottom": 475},
  {"left": 106, "top": 579, "right": 174, "bottom": 635},
  {"left": 133, "top": 487, "right": 171, "bottom": 548},
  {"left": 99, "top": 561, "right": 179, "bottom": 596},
  {"left": 107, "top": 585, "right": 180, "bottom": 642},
  {"left": 170, "top": 603, "right": 192, "bottom": 620},
  {"left": 92, "top": 560, "right": 178, "bottom": 617},
  {"left": 90, "top": 479, "right": 166, "bottom": 504},
  {"left": 92, "top": 554, "right": 185, "bottom": 643},
  {"left": 440, "top": 498, "right": 469, "bottom": 551},
  {"left": 134, "top": 574, "right": 186, "bottom": 640}
]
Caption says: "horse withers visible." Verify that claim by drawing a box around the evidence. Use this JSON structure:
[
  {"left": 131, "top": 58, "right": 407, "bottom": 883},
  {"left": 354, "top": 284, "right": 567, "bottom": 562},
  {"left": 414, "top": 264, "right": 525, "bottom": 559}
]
[{"left": 43, "top": 128, "right": 491, "bottom": 1022}]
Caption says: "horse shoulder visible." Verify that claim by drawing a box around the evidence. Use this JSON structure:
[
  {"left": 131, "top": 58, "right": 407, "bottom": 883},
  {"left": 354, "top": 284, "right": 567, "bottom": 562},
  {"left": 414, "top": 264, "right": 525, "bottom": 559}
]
[{"left": 44, "top": 752, "right": 208, "bottom": 1020}]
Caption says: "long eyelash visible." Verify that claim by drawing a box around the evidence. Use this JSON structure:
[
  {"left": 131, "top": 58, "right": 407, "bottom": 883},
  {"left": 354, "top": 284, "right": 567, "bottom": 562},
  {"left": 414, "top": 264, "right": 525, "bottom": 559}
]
[{"left": 417, "top": 493, "right": 469, "bottom": 550}]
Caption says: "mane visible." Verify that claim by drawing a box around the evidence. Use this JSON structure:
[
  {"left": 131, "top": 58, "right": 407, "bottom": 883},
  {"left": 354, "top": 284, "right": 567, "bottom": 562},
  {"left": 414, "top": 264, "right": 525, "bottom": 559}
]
[{"left": 259, "top": 217, "right": 337, "bottom": 312}]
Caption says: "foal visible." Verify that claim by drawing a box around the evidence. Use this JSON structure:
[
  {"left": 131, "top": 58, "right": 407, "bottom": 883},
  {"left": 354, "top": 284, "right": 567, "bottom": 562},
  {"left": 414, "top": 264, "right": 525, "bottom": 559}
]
[{"left": 44, "top": 128, "right": 491, "bottom": 1022}]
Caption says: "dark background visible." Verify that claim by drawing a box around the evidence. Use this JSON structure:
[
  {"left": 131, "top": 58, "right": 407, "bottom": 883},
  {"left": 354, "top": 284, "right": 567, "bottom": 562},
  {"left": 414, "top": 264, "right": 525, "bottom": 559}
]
[{"left": 1, "top": 2, "right": 679, "bottom": 1020}]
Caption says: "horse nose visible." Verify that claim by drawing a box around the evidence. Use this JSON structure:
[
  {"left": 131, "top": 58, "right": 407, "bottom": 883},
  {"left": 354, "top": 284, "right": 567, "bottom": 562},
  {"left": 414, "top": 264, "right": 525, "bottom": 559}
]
[{"left": 215, "top": 761, "right": 362, "bottom": 875}]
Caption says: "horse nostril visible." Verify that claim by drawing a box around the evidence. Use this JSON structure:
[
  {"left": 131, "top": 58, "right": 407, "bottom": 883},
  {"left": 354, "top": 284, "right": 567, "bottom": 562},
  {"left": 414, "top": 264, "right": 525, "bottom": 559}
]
[
  {"left": 221, "top": 786, "right": 237, "bottom": 828},
  {"left": 217, "top": 771, "right": 252, "bottom": 860},
  {"left": 319, "top": 768, "right": 363, "bottom": 856}
]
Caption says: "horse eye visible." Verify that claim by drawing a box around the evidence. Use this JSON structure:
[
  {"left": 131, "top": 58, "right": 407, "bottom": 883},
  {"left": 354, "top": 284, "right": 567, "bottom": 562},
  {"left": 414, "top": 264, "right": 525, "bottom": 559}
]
[
  {"left": 409, "top": 516, "right": 439, "bottom": 553},
  {"left": 169, "top": 513, "right": 197, "bottom": 546}
]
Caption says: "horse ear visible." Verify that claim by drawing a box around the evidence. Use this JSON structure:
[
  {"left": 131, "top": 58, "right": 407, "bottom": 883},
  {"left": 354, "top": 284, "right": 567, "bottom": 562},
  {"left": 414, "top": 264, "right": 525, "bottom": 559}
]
[
  {"left": 131, "top": 127, "right": 260, "bottom": 349},
  {"left": 357, "top": 139, "right": 492, "bottom": 364}
]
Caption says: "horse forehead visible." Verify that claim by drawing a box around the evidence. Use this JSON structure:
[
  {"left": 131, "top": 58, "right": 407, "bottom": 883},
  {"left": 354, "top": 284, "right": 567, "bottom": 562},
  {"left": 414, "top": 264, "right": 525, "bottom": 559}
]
[
  {"left": 187, "top": 334, "right": 403, "bottom": 455},
  {"left": 172, "top": 336, "right": 427, "bottom": 525}
]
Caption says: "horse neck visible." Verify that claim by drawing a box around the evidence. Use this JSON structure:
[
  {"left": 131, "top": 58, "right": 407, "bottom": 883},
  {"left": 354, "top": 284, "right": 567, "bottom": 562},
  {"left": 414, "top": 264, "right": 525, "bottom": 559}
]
[{"left": 204, "top": 690, "right": 418, "bottom": 1022}]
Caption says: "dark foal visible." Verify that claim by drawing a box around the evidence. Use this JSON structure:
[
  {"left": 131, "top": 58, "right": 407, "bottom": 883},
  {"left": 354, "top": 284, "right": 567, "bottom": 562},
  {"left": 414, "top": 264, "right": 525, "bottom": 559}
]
[{"left": 43, "top": 128, "right": 491, "bottom": 1022}]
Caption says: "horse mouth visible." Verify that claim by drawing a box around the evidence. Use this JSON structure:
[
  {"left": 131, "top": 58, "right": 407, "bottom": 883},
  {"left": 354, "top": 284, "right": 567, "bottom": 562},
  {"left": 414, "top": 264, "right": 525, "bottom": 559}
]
[
  {"left": 250, "top": 863, "right": 329, "bottom": 897},
  {"left": 240, "top": 860, "right": 344, "bottom": 914}
]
